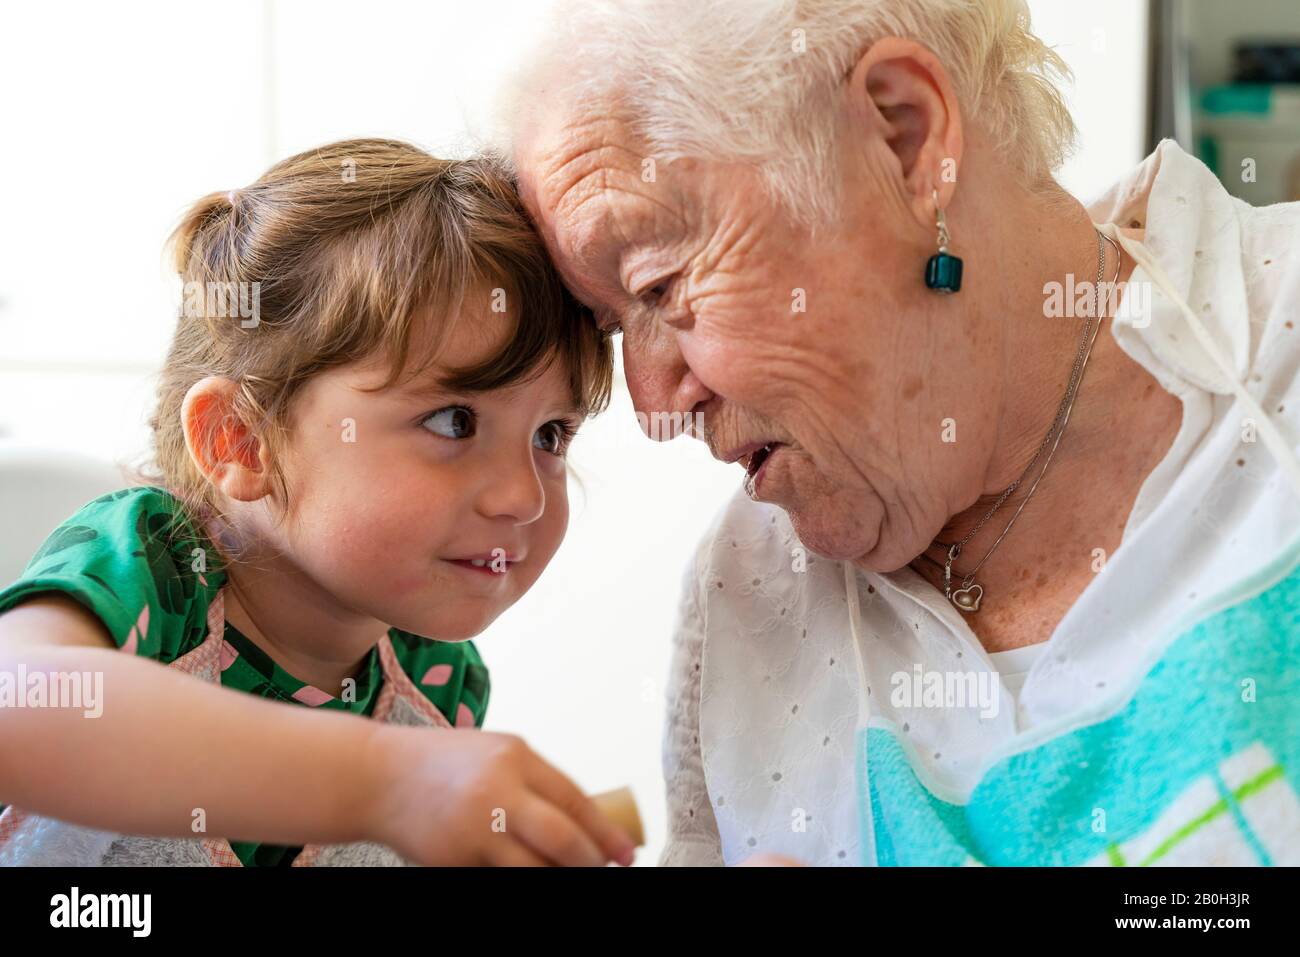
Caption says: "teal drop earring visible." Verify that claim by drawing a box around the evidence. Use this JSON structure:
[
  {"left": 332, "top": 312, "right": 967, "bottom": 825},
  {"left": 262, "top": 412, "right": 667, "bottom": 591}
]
[{"left": 924, "top": 189, "right": 962, "bottom": 293}]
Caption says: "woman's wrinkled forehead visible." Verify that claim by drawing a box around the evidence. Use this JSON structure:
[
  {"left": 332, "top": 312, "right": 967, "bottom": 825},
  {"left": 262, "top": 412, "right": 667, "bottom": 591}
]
[{"left": 517, "top": 105, "right": 691, "bottom": 294}]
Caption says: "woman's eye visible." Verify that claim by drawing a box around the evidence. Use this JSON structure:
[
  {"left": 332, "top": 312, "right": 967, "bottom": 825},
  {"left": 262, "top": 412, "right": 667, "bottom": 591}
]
[
  {"left": 640, "top": 279, "right": 671, "bottom": 306},
  {"left": 533, "top": 420, "right": 576, "bottom": 456},
  {"left": 422, "top": 406, "right": 476, "bottom": 439},
  {"left": 594, "top": 306, "right": 623, "bottom": 335}
]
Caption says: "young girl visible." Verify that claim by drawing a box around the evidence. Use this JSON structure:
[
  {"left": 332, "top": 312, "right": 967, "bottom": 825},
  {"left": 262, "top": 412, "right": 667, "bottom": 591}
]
[{"left": 0, "top": 138, "right": 633, "bottom": 867}]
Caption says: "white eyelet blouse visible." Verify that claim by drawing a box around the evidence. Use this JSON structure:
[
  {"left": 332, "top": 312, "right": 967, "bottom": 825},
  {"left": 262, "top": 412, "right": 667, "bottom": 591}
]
[{"left": 659, "top": 140, "right": 1300, "bottom": 866}]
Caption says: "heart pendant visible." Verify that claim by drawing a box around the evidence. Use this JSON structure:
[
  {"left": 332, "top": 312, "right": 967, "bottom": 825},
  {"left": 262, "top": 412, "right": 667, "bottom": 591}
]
[{"left": 951, "top": 583, "right": 983, "bottom": 612}]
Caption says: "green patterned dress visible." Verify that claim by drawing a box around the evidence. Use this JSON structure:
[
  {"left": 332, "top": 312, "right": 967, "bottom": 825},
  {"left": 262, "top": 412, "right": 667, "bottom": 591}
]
[{"left": 0, "top": 486, "right": 490, "bottom": 865}]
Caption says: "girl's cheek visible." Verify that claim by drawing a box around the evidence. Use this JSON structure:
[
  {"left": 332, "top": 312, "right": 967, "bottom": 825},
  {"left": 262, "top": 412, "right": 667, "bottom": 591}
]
[
  {"left": 537, "top": 474, "right": 570, "bottom": 551},
  {"left": 534, "top": 449, "right": 568, "bottom": 480}
]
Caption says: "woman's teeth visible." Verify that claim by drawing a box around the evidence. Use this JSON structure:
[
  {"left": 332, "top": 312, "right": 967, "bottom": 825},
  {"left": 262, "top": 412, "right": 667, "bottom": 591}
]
[
  {"left": 470, "top": 559, "right": 488, "bottom": 567},
  {"left": 743, "top": 443, "right": 783, "bottom": 498},
  {"left": 747, "top": 444, "right": 774, "bottom": 477}
]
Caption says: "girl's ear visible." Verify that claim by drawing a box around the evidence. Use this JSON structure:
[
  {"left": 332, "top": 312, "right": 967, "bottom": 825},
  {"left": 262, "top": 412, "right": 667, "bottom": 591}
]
[{"left": 180, "top": 376, "right": 273, "bottom": 502}]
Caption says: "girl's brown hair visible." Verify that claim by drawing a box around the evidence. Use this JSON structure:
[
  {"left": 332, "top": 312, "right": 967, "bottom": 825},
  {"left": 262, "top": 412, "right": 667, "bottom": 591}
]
[{"left": 134, "top": 138, "right": 612, "bottom": 541}]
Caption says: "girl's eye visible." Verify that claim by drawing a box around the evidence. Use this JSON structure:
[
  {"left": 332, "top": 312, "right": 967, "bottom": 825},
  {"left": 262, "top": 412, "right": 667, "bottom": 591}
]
[
  {"left": 533, "top": 419, "right": 578, "bottom": 456},
  {"left": 422, "top": 406, "right": 476, "bottom": 439}
]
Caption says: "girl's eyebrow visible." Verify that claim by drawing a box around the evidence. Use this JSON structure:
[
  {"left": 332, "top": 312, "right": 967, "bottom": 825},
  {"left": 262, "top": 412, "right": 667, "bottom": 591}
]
[
  {"left": 528, "top": 392, "right": 586, "bottom": 421},
  {"left": 397, "top": 375, "right": 585, "bottom": 419},
  {"left": 547, "top": 403, "right": 586, "bottom": 421},
  {"left": 399, "top": 378, "right": 449, "bottom": 400},
  {"left": 393, "top": 369, "right": 459, "bottom": 400}
]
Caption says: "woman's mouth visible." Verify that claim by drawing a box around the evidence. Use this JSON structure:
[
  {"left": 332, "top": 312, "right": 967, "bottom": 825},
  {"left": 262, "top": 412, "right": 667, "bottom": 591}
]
[
  {"left": 744, "top": 444, "right": 774, "bottom": 476},
  {"left": 742, "top": 443, "right": 783, "bottom": 498}
]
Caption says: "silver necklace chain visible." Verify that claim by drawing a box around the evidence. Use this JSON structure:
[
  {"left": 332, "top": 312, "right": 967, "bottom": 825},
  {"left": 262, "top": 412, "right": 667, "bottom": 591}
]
[{"left": 922, "top": 228, "right": 1123, "bottom": 612}]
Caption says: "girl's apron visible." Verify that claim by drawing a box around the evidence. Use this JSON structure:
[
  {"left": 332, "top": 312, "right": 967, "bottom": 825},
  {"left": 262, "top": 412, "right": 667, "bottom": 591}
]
[{"left": 0, "top": 587, "right": 455, "bottom": 866}]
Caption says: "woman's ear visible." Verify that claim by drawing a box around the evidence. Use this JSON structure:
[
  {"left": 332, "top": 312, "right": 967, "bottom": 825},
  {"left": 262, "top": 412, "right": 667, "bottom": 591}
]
[
  {"left": 180, "top": 376, "right": 272, "bottom": 502},
  {"left": 845, "top": 35, "right": 965, "bottom": 229}
]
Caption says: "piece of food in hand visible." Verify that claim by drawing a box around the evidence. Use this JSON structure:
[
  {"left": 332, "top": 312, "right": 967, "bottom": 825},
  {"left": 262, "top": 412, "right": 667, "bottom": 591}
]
[
  {"left": 739, "top": 852, "right": 807, "bottom": 866},
  {"left": 590, "top": 786, "right": 644, "bottom": 847}
]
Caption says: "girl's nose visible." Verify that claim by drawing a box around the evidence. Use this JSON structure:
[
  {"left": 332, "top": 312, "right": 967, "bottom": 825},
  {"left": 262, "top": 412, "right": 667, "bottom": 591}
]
[{"left": 476, "top": 450, "right": 546, "bottom": 525}]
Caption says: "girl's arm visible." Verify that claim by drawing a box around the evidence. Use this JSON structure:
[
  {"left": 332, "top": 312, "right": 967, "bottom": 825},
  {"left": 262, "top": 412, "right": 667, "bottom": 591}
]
[
  {"left": 0, "top": 594, "right": 385, "bottom": 848},
  {"left": 0, "top": 595, "right": 636, "bottom": 865}
]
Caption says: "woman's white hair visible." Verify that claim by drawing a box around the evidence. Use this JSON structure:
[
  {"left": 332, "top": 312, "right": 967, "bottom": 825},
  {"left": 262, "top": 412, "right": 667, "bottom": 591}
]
[{"left": 493, "top": 0, "right": 1076, "bottom": 229}]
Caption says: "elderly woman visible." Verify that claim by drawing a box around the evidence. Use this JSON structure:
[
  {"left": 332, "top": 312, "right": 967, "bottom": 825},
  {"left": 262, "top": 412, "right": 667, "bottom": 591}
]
[{"left": 500, "top": 0, "right": 1300, "bottom": 866}]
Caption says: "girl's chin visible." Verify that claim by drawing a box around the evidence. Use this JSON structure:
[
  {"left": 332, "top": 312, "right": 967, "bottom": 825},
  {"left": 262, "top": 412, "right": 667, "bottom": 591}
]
[{"left": 411, "top": 607, "right": 505, "bottom": 642}]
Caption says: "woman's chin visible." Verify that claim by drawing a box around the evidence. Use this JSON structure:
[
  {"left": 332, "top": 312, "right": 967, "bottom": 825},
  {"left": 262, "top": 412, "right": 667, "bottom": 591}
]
[
  {"left": 787, "top": 497, "right": 917, "bottom": 572},
  {"left": 786, "top": 500, "right": 880, "bottom": 564}
]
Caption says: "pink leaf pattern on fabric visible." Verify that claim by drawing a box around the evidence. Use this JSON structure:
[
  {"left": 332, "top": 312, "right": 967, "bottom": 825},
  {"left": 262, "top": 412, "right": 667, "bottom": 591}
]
[
  {"left": 121, "top": 605, "right": 149, "bottom": 655},
  {"left": 291, "top": 685, "right": 334, "bottom": 707},
  {"left": 456, "top": 702, "right": 476, "bottom": 728},
  {"left": 218, "top": 639, "right": 239, "bottom": 672},
  {"left": 421, "top": 663, "right": 453, "bottom": 686}
]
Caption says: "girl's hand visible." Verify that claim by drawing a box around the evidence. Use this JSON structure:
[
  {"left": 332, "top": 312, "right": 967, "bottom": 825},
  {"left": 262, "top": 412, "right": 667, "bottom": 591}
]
[{"left": 365, "top": 725, "right": 637, "bottom": 866}]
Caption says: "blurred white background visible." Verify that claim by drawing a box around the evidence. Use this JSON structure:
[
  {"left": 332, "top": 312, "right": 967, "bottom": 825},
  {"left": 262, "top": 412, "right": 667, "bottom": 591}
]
[{"left": 0, "top": 0, "right": 1149, "bottom": 864}]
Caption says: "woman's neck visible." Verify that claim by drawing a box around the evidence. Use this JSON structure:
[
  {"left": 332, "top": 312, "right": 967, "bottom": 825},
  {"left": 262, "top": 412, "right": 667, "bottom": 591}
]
[{"left": 907, "top": 194, "right": 1180, "bottom": 653}]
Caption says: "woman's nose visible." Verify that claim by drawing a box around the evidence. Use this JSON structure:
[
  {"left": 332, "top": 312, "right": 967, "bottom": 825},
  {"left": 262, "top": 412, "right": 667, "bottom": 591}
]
[
  {"left": 622, "top": 336, "right": 714, "bottom": 440},
  {"left": 475, "top": 450, "right": 546, "bottom": 525}
]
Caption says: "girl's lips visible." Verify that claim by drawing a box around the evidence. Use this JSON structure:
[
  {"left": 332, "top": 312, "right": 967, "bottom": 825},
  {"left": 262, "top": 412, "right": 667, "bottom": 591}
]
[{"left": 446, "top": 558, "right": 516, "bottom": 576}]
